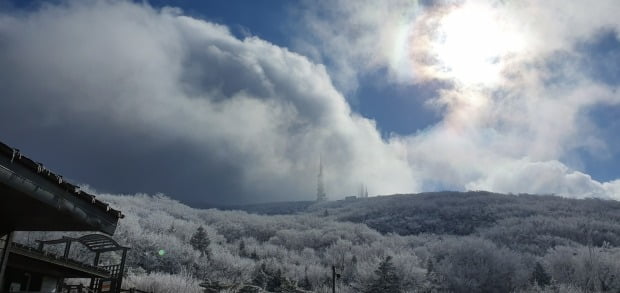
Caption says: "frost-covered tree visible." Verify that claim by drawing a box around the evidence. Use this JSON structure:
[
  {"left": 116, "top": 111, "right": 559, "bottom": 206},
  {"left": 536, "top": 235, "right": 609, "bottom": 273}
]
[
  {"left": 299, "top": 272, "right": 312, "bottom": 291},
  {"left": 266, "top": 268, "right": 284, "bottom": 292},
  {"left": 365, "top": 256, "right": 401, "bottom": 293},
  {"left": 239, "top": 239, "right": 247, "bottom": 257},
  {"left": 190, "top": 226, "right": 210, "bottom": 258},
  {"left": 432, "top": 237, "right": 527, "bottom": 293},
  {"left": 531, "top": 262, "right": 551, "bottom": 287},
  {"left": 420, "top": 258, "right": 446, "bottom": 293},
  {"left": 251, "top": 263, "right": 269, "bottom": 289}
]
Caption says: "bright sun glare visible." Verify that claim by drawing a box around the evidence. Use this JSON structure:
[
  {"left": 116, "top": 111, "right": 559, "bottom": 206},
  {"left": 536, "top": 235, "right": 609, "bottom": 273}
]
[{"left": 430, "top": 3, "right": 525, "bottom": 86}]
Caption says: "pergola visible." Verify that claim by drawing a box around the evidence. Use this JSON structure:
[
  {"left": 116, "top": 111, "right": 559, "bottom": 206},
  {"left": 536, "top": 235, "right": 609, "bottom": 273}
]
[{"left": 38, "top": 234, "right": 130, "bottom": 293}]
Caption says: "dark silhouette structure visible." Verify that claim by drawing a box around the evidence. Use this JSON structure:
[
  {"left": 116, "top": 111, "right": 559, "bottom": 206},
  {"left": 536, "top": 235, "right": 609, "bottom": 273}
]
[{"left": 0, "top": 140, "right": 126, "bottom": 292}]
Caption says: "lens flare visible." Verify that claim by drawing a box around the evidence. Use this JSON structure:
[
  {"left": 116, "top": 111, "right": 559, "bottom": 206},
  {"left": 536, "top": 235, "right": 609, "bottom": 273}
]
[
  {"left": 429, "top": 2, "right": 527, "bottom": 87},
  {"left": 393, "top": 1, "right": 527, "bottom": 88},
  {"left": 158, "top": 249, "right": 166, "bottom": 256}
]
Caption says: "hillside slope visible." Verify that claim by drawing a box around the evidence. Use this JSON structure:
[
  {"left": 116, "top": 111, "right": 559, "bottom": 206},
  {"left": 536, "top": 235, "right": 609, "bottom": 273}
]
[
  {"left": 223, "top": 191, "right": 620, "bottom": 256},
  {"left": 13, "top": 191, "right": 620, "bottom": 293},
  {"left": 318, "top": 191, "right": 620, "bottom": 254}
]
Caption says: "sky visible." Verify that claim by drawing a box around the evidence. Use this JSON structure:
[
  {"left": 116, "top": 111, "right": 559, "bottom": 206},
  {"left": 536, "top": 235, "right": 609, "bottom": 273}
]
[{"left": 0, "top": 0, "right": 619, "bottom": 205}]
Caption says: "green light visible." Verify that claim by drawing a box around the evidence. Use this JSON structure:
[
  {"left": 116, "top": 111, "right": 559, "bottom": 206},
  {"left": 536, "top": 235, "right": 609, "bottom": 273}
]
[{"left": 158, "top": 249, "right": 165, "bottom": 256}]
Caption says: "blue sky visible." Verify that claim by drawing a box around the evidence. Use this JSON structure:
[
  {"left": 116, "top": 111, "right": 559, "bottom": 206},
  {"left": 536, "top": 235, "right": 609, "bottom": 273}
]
[
  {"left": 1, "top": 0, "right": 619, "bottom": 203},
  {"left": 145, "top": 1, "right": 291, "bottom": 42},
  {"left": 564, "top": 30, "right": 620, "bottom": 182}
]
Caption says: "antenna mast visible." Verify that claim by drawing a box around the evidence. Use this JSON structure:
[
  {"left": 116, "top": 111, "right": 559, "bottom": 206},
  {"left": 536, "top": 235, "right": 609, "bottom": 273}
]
[{"left": 316, "top": 158, "right": 327, "bottom": 201}]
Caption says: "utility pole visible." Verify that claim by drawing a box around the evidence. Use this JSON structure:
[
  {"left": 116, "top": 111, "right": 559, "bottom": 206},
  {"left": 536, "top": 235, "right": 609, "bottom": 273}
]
[
  {"left": 332, "top": 265, "right": 336, "bottom": 293},
  {"left": 331, "top": 265, "right": 341, "bottom": 293}
]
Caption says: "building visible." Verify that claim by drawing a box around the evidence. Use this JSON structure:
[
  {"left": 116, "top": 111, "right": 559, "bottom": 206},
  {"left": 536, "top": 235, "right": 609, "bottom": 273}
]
[{"left": 0, "top": 140, "right": 128, "bottom": 292}]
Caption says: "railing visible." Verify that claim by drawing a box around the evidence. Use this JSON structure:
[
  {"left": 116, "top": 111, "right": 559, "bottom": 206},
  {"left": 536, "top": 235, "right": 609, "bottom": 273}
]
[
  {"left": 61, "top": 284, "right": 97, "bottom": 293},
  {"left": 62, "top": 283, "right": 152, "bottom": 293},
  {"left": 10, "top": 242, "right": 111, "bottom": 276},
  {"left": 100, "top": 264, "right": 122, "bottom": 277},
  {"left": 62, "top": 284, "right": 151, "bottom": 293},
  {"left": 120, "top": 288, "right": 153, "bottom": 293}
]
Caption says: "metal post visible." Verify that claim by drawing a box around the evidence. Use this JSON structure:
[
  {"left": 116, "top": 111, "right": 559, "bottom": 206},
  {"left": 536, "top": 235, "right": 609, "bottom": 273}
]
[
  {"left": 332, "top": 265, "right": 336, "bottom": 293},
  {"left": 90, "top": 252, "right": 101, "bottom": 290},
  {"left": 63, "top": 241, "right": 72, "bottom": 259},
  {"left": 55, "top": 278, "right": 63, "bottom": 293},
  {"left": 0, "top": 231, "right": 14, "bottom": 291},
  {"left": 93, "top": 251, "right": 100, "bottom": 266},
  {"left": 116, "top": 249, "right": 128, "bottom": 293},
  {"left": 24, "top": 272, "right": 31, "bottom": 292}
]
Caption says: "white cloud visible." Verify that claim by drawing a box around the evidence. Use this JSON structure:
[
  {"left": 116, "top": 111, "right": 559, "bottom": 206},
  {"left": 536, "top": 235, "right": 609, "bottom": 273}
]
[
  {"left": 2, "top": 0, "right": 620, "bottom": 202},
  {"left": 0, "top": 1, "right": 416, "bottom": 202},
  {"left": 298, "top": 0, "right": 620, "bottom": 89},
  {"left": 466, "top": 159, "right": 611, "bottom": 199},
  {"left": 299, "top": 0, "right": 620, "bottom": 200},
  {"left": 294, "top": 0, "right": 422, "bottom": 92}
]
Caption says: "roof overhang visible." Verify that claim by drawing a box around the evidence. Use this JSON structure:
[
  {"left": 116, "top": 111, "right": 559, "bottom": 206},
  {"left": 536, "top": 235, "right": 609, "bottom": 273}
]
[{"left": 0, "top": 143, "right": 122, "bottom": 235}]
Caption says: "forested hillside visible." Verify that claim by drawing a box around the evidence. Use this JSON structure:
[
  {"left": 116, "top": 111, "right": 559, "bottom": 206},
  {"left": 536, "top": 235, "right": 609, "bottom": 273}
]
[
  {"left": 14, "top": 192, "right": 620, "bottom": 293},
  {"left": 317, "top": 192, "right": 620, "bottom": 254}
]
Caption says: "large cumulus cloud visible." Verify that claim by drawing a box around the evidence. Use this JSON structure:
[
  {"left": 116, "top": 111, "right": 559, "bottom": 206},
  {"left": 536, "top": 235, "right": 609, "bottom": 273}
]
[
  {"left": 0, "top": 0, "right": 416, "bottom": 203},
  {"left": 2, "top": 0, "right": 620, "bottom": 203}
]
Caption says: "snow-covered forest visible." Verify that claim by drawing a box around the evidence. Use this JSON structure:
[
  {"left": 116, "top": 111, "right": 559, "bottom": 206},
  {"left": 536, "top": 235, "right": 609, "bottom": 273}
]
[{"left": 14, "top": 191, "right": 620, "bottom": 292}]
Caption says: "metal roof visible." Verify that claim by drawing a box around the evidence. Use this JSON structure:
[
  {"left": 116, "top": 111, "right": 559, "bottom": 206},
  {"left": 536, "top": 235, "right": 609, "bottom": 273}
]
[{"left": 0, "top": 140, "right": 123, "bottom": 235}]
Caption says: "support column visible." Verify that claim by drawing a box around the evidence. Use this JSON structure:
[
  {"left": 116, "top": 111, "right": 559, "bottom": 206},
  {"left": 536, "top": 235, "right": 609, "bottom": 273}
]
[
  {"left": 63, "top": 241, "right": 72, "bottom": 259},
  {"left": 115, "top": 249, "right": 128, "bottom": 293},
  {"left": 0, "top": 231, "right": 14, "bottom": 291},
  {"left": 90, "top": 251, "right": 101, "bottom": 290}
]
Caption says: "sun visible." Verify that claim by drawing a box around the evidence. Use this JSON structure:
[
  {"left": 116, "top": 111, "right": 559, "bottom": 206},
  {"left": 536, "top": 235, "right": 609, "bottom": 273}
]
[{"left": 428, "top": 2, "right": 526, "bottom": 87}]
